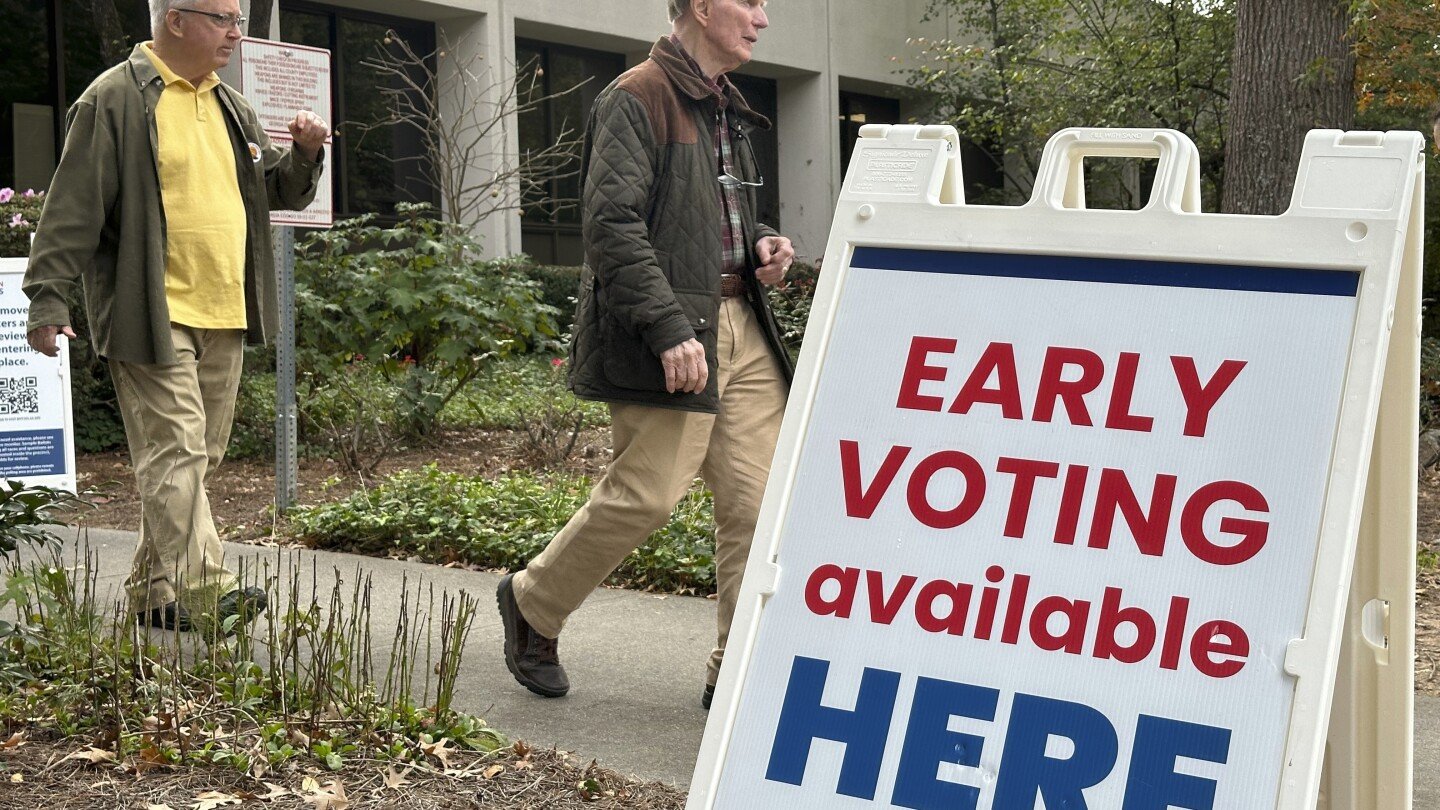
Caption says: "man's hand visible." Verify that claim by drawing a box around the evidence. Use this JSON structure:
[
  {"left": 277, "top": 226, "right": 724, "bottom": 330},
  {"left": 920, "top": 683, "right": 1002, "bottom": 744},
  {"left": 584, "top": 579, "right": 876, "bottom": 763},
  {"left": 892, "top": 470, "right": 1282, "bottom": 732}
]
[
  {"left": 28, "top": 325, "right": 76, "bottom": 358},
  {"left": 660, "top": 338, "right": 708, "bottom": 394},
  {"left": 288, "top": 111, "right": 330, "bottom": 163},
  {"left": 755, "top": 236, "right": 795, "bottom": 286}
]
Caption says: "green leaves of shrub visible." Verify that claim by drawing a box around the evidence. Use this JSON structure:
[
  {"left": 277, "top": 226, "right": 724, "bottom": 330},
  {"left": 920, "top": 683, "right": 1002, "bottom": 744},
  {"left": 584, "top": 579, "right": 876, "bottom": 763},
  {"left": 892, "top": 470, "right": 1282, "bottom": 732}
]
[{"left": 290, "top": 465, "right": 717, "bottom": 594}]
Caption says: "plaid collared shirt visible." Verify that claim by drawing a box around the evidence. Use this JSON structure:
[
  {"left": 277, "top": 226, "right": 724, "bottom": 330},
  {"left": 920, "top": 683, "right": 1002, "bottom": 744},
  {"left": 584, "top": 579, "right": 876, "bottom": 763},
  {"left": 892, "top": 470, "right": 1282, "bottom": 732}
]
[{"left": 672, "top": 36, "right": 748, "bottom": 277}]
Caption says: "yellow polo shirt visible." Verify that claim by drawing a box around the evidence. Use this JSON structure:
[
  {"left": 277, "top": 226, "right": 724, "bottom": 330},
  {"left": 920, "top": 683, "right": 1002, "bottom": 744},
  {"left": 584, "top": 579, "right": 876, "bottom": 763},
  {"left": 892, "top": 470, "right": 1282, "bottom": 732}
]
[{"left": 143, "top": 43, "right": 247, "bottom": 329}]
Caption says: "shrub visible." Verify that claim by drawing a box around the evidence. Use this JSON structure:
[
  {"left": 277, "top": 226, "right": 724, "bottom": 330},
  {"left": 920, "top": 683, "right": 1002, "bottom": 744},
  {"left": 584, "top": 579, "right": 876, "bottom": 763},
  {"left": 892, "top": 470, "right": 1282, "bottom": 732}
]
[
  {"left": 0, "top": 188, "right": 43, "bottom": 257},
  {"left": 446, "top": 354, "right": 608, "bottom": 431},
  {"left": 291, "top": 465, "right": 718, "bottom": 594},
  {"left": 293, "top": 204, "right": 560, "bottom": 470},
  {"left": 520, "top": 263, "right": 583, "bottom": 334},
  {"left": 769, "top": 260, "right": 820, "bottom": 358},
  {"left": 1423, "top": 335, "right": 1440, "bottom": 430}
]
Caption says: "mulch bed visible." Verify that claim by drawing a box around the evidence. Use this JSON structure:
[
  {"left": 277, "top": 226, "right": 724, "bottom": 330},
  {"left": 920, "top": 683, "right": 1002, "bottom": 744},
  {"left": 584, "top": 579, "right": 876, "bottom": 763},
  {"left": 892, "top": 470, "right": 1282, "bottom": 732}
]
[{"left": 0, "top": 736, "right": 686, "bottom": 809}]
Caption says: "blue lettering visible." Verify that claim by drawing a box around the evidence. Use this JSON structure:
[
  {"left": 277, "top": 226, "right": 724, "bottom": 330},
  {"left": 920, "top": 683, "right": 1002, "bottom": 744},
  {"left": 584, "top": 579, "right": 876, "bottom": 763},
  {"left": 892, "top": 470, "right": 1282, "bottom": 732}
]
[
  {"left": 992, "top": 693, "right": 1119, "bottom": 808},
  {"left": 1122, "top": 714, "right": 1231, "bottom": 809},
  {"left": 892, "top": 676, "right": 998, "bottom": 809},
  {"left": 764, "top": 655, "right": 901, "bottom": 799}
]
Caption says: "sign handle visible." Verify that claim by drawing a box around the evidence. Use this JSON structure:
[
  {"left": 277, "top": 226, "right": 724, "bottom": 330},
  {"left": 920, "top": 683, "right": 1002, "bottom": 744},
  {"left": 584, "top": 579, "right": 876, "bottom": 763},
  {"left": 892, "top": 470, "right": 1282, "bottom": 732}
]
[{"left": 1031, "top": 127, "right": 1203, "bottom": 214}]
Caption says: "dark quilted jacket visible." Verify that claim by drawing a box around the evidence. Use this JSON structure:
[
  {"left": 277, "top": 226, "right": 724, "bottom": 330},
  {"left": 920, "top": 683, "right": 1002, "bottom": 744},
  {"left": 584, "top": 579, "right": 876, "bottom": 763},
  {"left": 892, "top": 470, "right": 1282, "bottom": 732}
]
[{"left": 567, "top": 36, "right": 794, "bottom": 413}]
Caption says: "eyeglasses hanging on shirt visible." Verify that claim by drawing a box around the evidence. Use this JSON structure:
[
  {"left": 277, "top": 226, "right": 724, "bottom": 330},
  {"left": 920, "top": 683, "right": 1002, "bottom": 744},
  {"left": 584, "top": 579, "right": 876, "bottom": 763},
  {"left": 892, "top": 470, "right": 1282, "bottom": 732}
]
[{"left": 717, "top": 117, "right": 764, "bottom": 188}]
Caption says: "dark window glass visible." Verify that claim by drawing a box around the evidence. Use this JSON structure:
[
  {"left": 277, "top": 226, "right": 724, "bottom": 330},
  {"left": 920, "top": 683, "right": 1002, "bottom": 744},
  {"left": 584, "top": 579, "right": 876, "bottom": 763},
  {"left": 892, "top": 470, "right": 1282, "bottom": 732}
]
[
  {"left": 280, "top": 1, "right": 437, "bottom": 220},
  {"left": 516, "top": 38, "right": 623, "bottom": 266},
  {"left": 838, "top": 90, "right": 900, "bottom": 181},
  {"left": 727, "top": 72, "right": 778, "bottom": 231}
]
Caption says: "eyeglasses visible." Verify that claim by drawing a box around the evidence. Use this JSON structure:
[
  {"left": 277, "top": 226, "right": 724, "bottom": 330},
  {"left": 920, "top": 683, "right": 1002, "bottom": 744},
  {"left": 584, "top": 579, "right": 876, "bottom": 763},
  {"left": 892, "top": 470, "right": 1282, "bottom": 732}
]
[
  {"left": 174, "top": 8, "right": 247, "bottom": 29},
  {"left": 717, "top": 171, "right": 763, "bottom": 188}
]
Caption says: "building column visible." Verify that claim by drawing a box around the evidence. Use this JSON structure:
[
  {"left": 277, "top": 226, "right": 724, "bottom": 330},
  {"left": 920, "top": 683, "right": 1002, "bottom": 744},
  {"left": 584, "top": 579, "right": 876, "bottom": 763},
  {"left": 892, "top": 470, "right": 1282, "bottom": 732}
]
[{"left": 775, "top": 70, "right": 839, "bottom": 262}]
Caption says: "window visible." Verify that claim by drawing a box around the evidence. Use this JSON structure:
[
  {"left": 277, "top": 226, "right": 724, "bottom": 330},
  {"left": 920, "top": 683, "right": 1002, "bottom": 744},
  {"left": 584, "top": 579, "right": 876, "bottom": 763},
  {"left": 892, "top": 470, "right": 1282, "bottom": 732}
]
[
  {"left": 279, "top": 1, "right": 437, "bottom": 220},
  {"left": 728, "top": 72, "right": 780, "bottom": 232},
  {"left": 838, "top": 90, "right": 899, "bottom": 180},
  {"left": 516, "top": 39, "right": 624, "bottom": 266}
]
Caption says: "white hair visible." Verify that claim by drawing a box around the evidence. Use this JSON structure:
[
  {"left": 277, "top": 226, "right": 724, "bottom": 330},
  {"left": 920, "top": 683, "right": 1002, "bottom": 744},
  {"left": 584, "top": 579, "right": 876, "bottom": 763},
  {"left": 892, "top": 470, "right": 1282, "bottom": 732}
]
[{"left": 148, "top": 0, "right": 199, "bottom": 34}]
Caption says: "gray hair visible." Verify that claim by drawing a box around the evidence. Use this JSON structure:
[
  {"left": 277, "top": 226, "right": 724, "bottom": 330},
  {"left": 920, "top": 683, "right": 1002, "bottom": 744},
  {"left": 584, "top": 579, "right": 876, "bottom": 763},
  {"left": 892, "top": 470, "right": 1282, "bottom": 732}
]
[
  {"left": 148, "top": 0, "right": 198, "bottom": 33},
  {"left": 667, "top": 0, "right": 691, "bottom": 22}
]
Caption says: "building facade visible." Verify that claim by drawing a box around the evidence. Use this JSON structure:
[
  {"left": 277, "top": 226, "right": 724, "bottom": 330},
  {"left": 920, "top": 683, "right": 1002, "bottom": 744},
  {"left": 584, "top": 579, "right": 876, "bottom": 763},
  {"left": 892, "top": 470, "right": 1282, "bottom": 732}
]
[{"left": 10, "top": 0, "right": 968, "bottom": 262}]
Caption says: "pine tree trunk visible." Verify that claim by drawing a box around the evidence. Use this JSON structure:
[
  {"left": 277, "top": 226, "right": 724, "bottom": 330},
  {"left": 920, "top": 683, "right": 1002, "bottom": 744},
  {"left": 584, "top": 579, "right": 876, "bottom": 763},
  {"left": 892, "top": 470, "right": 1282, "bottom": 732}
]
[{"left": 1221, "top": 0, "right": 1355, "bottom": 214}]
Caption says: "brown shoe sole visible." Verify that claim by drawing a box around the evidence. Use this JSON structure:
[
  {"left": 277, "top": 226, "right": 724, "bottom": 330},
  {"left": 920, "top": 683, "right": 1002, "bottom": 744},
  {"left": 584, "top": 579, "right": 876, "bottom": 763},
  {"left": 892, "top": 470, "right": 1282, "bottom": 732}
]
[{"left": 496, "top": 574, "right": 568, "bottom": 698}]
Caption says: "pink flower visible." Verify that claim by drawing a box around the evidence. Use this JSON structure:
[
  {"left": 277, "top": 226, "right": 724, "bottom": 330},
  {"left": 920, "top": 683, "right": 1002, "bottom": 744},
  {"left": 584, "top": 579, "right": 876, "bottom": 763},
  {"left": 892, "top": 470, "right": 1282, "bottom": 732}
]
[
  {"left": 0, "top": 189, "right": 11, "bottom": 204},
  {"left": 22, "top": 189, "right": 35, "bottom": 198},
  {"left": 9, "top": 214, "right": 25, "bottom": 227},
  {"left": 550, "top": 357, "right": 565, "bottom": 368}
]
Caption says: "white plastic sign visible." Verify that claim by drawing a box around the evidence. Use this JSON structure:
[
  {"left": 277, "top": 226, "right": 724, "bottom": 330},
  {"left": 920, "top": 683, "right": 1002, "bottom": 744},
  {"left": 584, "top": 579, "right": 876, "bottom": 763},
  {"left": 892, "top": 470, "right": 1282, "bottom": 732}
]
[
  {"left": 690, "top": 127, "right": 1422, "bottom": 810},
  {"left": 234, "top": 37, "right": 334, "bottom": 227},
  {"left": 0, "top": 257, "right": 75, "bottom": 492}
]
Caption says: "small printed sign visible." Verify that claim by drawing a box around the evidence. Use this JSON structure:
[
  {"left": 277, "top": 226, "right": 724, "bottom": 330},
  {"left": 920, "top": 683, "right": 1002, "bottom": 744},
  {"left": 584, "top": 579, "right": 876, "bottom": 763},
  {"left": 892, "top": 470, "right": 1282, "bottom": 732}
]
[
  {"left": 0, "top": 257, "right": 74, "bottom": 492},
  {"left": 237, "top": 37, "right": 333, "bottom": 141}
]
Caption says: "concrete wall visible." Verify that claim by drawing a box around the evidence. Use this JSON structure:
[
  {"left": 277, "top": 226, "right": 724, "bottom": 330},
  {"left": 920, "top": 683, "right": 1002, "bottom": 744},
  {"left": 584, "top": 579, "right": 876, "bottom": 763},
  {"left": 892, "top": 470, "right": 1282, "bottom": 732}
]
[{"left": 269, "top": 0, "right": 950, "bottom": 261}]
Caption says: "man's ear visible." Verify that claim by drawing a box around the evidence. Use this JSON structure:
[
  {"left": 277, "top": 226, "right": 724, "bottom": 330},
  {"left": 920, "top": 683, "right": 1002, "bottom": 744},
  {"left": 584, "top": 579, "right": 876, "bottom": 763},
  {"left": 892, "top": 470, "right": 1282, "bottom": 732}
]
[{"left": 691, "top": 0, "right": 710, "bottom": 26}]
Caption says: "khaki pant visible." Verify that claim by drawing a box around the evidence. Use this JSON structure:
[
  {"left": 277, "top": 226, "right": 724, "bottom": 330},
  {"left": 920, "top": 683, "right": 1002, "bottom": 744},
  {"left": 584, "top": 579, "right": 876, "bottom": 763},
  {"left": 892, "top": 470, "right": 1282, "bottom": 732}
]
[
  {"left": 514, "top": 297, "right": 787, "bottom": 685},
  {"left": 112, "top": 324, "right": 245, "bottom": 613}
]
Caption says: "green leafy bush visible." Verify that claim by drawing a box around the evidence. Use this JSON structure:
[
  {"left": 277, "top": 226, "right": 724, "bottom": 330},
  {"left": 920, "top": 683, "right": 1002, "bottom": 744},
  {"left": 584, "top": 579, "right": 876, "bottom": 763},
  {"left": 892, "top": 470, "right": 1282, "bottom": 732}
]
[
  {"left": 290, "top": 465, "right": 718, "bottom": 594},
  {"left": 1422, "top": 335, "right": 1440, "bottom": 430},
  {"left": 293, "top": 204, "right": 559, "bottom": 468},
  {"left": 769, "top": 260, "right": 820, "bottom": 358},
  {"left": 520, "top": 263, "right": 583, "bottom": 334},
  {"left": 445, "top": 354, "right": 608, "bottom": 430}
]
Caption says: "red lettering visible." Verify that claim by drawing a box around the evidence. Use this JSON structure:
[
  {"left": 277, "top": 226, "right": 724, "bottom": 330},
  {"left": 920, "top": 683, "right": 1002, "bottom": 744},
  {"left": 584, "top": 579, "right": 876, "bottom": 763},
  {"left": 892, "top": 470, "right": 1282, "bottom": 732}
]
[
  {"left": 1189, "top": 620, "right": 1250, "bottom": 678},
  {"left": 905, "top": 450, "right": 986, "bottom": 529},
  {"left": 1172, "top": 357, "right": 1247, "bottom": 438},
  {"left": 840, "top": 440, "right": 911, "bottom": 519},
  {"left": 1033, "top": 346, "right": 1104, "bottom": 426},
  {"left": 996, "top": 457, "right": 1060, "bottom": 539},
  {"left": 1093, "top": 586, "right": 1157, "bottom": 664},
  {"left": 804, "top": 564, "right": 858, "bottom": 618},
  {"left": 866, "top": 569, "right": 918, "bottom": 625},
  {"left": 948, "top": 341, "right": 1023, "bottom": 418},
  {"left": 1088, "top": 468, "right": 1178, "bottom": 557},
  {"left": 914, "top": 579, "right": 973, "bottom": 634},
  {"left": 1104, "top": 351, "right": 1155, "bottom": 432},
  {"left": 1159, "top": 595, "right": 1191, "bottom": 670},
  {"left": 897, "top": 336, "right": 956, "bottom": 412},
  {"left": 1180, "top": 480, "right": 1270, "bottom": 566},
  {"left": 1029, "top": 596, "right": 1092, "bottom": 654},
  {"left": 1054, "top": 464, "right": 1089, "bottom": 545}
]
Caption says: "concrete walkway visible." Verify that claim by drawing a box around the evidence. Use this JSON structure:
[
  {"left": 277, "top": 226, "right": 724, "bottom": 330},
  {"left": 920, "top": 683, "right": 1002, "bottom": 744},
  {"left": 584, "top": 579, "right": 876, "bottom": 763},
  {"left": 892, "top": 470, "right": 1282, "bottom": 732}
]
[{"left": 44, "top": 527, "right": 1440, "bottom": 803}]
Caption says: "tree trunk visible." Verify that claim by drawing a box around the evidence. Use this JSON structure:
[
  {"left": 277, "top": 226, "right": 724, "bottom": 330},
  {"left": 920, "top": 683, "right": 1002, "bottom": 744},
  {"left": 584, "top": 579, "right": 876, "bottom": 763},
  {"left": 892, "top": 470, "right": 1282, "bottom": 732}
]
[
  {"left": 89, "top": 0, "right": 128, "bottom": 65},
  {"left": 1221, "top": 0, "right": 1355, "bottom": 214},
  {"left": 248, "top": 0, "right": 274, "bottom": 39}
]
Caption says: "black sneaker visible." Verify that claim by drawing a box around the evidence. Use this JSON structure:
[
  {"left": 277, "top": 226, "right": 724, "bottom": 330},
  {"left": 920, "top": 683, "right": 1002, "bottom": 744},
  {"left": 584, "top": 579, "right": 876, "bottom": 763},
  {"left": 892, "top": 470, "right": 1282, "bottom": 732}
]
[
  {"left": 135, "top": 602, "right": 192, "bottom": 631},
  {"left": 702, "top": 683, "right": 716, "bottom": 711},
  {"left": 212, "top": 586, "right": 268, "bottom": 635},
  {"left": 496, "top": 573, "right": 569, "bottom": 697}
]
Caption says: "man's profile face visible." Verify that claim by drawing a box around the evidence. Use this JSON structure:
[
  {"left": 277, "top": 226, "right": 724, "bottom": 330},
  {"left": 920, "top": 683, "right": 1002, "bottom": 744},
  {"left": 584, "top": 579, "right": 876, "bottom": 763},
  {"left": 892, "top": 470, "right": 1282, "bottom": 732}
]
[
  {"left": 172, "top": 0, "right": 244, "bottom": 72},
  {"left": 702, "top": 0, "right": 769, "bottom": 71}
]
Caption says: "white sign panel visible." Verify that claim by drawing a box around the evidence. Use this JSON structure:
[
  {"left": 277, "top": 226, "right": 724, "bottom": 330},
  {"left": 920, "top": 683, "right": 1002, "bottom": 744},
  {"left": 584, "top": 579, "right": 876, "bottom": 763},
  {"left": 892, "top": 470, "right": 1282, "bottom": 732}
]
[
  {"left": 267, "top": 132, "right": 333, "bottom": 227},
  {"left": 715, "top": 249, "right": 1354, "bottom": 808},
  {"left": 0, "top": 257, "right": 75, "bottom": 492},
  {"left": 690, "top": 126, "right": 1423, "bottom": 810},
  {"left": 237, "top": 37, "right": 332, "bottom": 139}
]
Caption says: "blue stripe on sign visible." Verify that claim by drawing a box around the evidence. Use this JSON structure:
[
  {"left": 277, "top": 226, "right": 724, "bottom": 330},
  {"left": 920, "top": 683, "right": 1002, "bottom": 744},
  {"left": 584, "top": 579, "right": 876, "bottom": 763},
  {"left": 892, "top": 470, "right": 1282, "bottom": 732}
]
[{"left": 849, "top": 247, "right": 1360, "bottom": 297}]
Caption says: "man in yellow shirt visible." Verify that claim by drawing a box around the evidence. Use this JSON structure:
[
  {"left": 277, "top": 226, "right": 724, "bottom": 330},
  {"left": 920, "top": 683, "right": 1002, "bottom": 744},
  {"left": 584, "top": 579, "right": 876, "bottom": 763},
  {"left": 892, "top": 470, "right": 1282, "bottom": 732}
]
[{"left": 24, "top": 0, "right": 328, "bottom": 633}]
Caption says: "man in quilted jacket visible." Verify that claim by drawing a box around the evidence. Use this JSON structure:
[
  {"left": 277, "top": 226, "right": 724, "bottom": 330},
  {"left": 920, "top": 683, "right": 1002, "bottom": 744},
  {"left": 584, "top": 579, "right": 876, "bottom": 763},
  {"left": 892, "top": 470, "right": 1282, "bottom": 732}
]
[{"left": 498, "top": 0, "right": 796, "bottom": 710}]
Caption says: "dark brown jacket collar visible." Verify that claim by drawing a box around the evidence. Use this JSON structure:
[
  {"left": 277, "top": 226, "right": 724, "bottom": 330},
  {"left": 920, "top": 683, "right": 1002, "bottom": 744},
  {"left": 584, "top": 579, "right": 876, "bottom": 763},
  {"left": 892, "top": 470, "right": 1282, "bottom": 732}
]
[{"left": 649, "top": 36, "right": 771, "bottom": 130}]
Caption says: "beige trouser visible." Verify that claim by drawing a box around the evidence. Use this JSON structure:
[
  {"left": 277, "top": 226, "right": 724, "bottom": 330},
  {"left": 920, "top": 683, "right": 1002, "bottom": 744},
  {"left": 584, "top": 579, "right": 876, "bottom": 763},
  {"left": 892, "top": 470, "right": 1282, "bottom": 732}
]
[
  {"left": 514, "top": 296, "right": 787, "bottom": 685},
  {"left": 112, "top": 324, "right": 245, "bottom": 613}
]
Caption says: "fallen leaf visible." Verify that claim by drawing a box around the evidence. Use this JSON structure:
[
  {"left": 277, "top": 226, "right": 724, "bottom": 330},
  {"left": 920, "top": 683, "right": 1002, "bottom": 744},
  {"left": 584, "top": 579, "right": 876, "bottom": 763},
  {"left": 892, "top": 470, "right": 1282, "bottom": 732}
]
[
  {"left": 146, "top": 805, "right": 175, "bottom": 810},
  {"left": 62, "top": 746, "right": 117, "bottom": 765},
  {"left": 512, "top": 739, "right": 532, "bottom": 758},
  {"left": 301, "top": 775, "right": 321, "bottom": 793},
  {"left": 512, "top": 759, "right": 534, "bottom": 771},
  {"left": 482, "top": 764, "right": 504, "bottom": 779},
  {"left": 422, "top": 737, "right": 455, "bottom": 769},
  {"left": 9, "top": 773, "right": 22, "bottom": 783},
  {"left": 2, "top": 732, "right": 25, "bottom": 749},
  {"left": 191, "top": 791, "right": 241, "bottom": 810},
  {"left": 382, "top": 765, "right": 412, "bottom": 789},
  {"left": 303, "top": 779, "right": 349, "bottom": 810},
  {"left": 238, "top": 782, "right": 290, "bottom": 802}
]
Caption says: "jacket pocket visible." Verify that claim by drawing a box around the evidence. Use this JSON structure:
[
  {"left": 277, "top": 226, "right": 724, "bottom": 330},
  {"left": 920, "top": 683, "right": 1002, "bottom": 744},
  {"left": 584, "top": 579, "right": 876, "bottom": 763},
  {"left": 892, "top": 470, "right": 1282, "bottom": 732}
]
[{"left": 601, "top": 289, "right": 716, "bottom": 393}]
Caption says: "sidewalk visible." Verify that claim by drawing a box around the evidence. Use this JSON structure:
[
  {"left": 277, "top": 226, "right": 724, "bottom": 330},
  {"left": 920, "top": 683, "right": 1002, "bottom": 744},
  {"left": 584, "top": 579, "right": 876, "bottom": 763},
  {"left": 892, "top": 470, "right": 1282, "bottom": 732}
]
[{"left": 49, "top": 527, "right": 1440, "bottom": 802}]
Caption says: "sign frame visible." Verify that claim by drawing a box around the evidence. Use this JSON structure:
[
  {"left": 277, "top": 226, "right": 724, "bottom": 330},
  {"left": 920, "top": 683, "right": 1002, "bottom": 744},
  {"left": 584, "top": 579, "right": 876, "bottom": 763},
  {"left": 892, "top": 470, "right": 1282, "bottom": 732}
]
[
  {"left": 689, "top": 127, "right": 1422, "bottom": 809},
  {"left": 0, "top": 256, "right": 76, "bottom": 493}
]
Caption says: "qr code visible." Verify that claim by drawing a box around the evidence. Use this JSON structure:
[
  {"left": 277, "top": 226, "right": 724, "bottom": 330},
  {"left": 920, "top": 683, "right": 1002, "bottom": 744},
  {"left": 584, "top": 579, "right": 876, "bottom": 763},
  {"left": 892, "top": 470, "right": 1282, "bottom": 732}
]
[{"left": 0, "top": 377, "right": 39, "bottom": 415}]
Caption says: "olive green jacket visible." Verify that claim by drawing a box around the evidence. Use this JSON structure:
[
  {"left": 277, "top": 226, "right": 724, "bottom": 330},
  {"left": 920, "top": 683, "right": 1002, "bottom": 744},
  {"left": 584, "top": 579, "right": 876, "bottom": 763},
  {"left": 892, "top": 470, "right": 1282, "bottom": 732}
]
[
  {"left": 23, "top": 45, "right": 322, "bottom": 364},
  {"left": 567, "top": 36, "right": 794, "bottom": 412}
]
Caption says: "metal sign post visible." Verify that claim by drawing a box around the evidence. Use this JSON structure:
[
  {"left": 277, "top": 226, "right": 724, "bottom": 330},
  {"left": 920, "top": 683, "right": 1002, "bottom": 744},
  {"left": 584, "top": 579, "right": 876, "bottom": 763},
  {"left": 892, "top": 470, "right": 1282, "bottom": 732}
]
[{"left": 272, "top": 224, "right": 298, "bottom": 511}]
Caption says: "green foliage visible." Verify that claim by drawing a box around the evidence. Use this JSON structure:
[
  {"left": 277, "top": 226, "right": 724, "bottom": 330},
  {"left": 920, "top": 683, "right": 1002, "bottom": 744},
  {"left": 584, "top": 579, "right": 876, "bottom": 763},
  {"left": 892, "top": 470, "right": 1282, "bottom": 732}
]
[
  {"left": 446, "top": 354, "right": 608, "bottom": 430},
  {"left": 769, "top": 261, "right": 820, "bottom": 358},
  {"left": 0, "top": 187, "right": 43, "bottom": 257},
  {"left": 0, "top": 546, "right": 504, "bottom": 775},
  {"left": 1421, "top": 336, "right": 1440, "bottom": 430},
  {"left": 291, "top": 465, "right": 718, "bottom": 594},
  {"left": 293, "top": 204, "right": 560, "bottom": 468},
  {"left": 904, "top": 0, "right": 1233, "bottom": 208},
  {"left": 0, "top": 481, "right": 89, "bottom": 554},
  {"left": 519, "top": 263, "right": 583, "bottom": 334}
]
